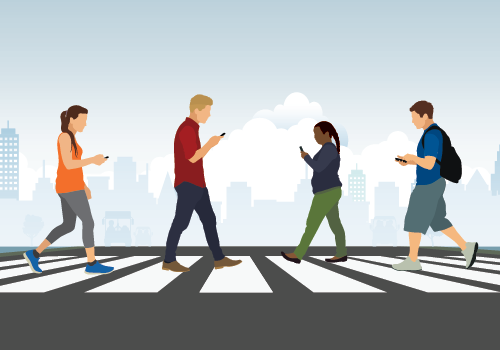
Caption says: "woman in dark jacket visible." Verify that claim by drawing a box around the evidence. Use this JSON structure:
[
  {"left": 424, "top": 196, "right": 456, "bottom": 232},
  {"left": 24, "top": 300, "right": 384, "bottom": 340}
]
[{"left": 282, "top": 121, "right": 347, "bottom": 264}]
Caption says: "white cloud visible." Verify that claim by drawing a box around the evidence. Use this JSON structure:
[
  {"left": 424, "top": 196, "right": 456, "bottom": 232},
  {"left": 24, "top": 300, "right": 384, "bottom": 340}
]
[{"left": 252, "top": 92, "right": 349, "bottom": 146}]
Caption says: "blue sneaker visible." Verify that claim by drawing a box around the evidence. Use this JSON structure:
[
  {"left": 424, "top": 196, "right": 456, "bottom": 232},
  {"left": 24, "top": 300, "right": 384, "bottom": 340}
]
[
  {"left": 84, "top": 261, "right": 114, "bottom": 275},
  {"left": 23, "top": 250, "right": 42, "bottom": 274}
]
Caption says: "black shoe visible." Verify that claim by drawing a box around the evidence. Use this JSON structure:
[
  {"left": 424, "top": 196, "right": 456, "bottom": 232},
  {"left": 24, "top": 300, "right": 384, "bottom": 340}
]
[
  {"left": 281, "top": 251, "right": 301, "bottom": 264},
  {"left": 325, "top": 256, "right": 348, "bottom": 263}
]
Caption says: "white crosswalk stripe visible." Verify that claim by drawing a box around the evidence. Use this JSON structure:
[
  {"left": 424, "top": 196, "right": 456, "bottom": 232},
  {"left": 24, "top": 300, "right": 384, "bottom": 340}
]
[
  {"left": 0, "top": 255, "right": 498, "bottom": 293},
  {"left": 0, "top": 256, "right": 76, "bottom": 268},
  {"left": 313, "top": 256, "right": 493, "bottom": 293},
  {"left": 267, "top": 256, "right": 384, "bottom": 293},
  {"left": 87, "top": 256, "right": 202, "bottom": 293},
  {"left": 201, "top": 256, "right": 272, "bottom": 293},
  {"left": 355, "top": 256, "right": 497, "bottom": 292},
  {"left": 444, "top": 256, "right": 500, "bottom": 263},
  {"left": 397, "top": 256, "right": 500, "bottom": 272},
  {"left": 0, "top": 256, "right": 116, "bottom": 281},
  {"left": 0, "top": 256, "right": 157, "bottom": 293}
]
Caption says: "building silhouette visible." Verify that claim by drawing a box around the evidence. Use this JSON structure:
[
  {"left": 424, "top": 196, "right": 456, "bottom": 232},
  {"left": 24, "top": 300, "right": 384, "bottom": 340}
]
[
  {"left": 0, "top": 121, "right": 19, "bottom": 200},
  {"left": 348, "top": 163, "right": 366, "bottom": 201},
  {"left": 374, "top": 182, "right": 399, "bottom": 217},
  {"left": 114, "top": 157, "right": 137, "bottom": 192},
  {"left": 32, "top": 160, "right": 57, "bottom": 203},
  {"left": 492, "top": 145, "right": 500, "bottom": 196}
]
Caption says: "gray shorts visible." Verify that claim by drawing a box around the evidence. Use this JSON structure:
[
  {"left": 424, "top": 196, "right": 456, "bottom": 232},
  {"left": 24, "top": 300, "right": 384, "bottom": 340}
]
[{"left": 404, "top": 177, "right": 452, "bottom": 234}]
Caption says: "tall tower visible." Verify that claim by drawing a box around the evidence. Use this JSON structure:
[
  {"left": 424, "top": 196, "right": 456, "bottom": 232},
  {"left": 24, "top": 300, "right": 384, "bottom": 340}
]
[
  {"left": 0, "top": 121, "right": 20, "bottom": 200},
  {"left": 348, "top": 163, "right": 366, "bottom": 202},
  {"left": 114, "top": 157, "right": 137, "bottom": 192},
  {"left": 492, "top": 145, "right": 500, "bottom": 196},
  {"left": 33, "top": 160, "right": 54, "bottom": 201}
]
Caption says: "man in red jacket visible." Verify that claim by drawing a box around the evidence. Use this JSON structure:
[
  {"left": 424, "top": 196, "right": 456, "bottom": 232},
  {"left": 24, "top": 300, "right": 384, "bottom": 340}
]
[{"left": 162, "top": 94, "right": 242, "bottom": 272}]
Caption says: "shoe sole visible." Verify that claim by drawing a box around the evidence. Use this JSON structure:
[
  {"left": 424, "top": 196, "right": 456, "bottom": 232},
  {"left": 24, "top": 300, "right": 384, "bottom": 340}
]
[
  {"left": 23, "top": 252, "right": 42, "bottom": 274},
  {"left": 466, "top": 243, "right": 479, "bottom": 269},
  {"left": 214, "top": 261, "right": 242, "bottom": 270},
  {"left": 84, "top": 270, "right": 114, "bottom": 275},
  {"left": 162, "top": 268, "right": 189, "bottom": 272}
]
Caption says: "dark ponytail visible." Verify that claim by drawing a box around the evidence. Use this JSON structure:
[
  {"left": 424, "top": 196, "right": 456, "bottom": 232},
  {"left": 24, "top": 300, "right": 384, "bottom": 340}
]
[
  {"left": 60, "top": 105, "right": 88, "bottom": 158},
  {"left": 315, "top": 121, "right": 341, "bottom": 154}
]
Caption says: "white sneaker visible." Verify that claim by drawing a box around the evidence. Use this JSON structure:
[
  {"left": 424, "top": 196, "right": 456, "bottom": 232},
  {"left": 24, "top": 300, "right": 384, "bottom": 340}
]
[
  {"left": 461, "top": 242, "right": 478, "bottom": 269},
  {"left": 392, "top": 256, "right": 422, "bottom": 271}
]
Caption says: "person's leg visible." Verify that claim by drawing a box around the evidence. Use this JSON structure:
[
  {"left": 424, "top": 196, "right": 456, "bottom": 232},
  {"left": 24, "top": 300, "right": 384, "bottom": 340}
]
[
  {"left": 403, "top": 179, "right": 444, "bottom": 260},
  {"left": 60, "top": 190, "right": 96, "bottom": 262},
  {"left": 429, "top": 193, "right": 466, "bottom": 250},
  {"left": 408, "top": 232, "right": 422, "bottom": 262},
  {"left": 394, "top": 180, "right": 442, "bottom": 271},
  {"left": 40, "top": 194, "right": 77, "bottom": 255},
  {"left": 194, "top": 187, "right": 225, "bottom": 261},
  {"left": 293, "top": 188, "right": 339, "bottom": 260},
  {"left": 441, "top": 226, "right": 466, "bottom": 251},
  {"left": 164, "top": 182, "right": 203, "bottom": 263},
  {"left": 325, "top": 188, "right": 347, "bottom": 257}
]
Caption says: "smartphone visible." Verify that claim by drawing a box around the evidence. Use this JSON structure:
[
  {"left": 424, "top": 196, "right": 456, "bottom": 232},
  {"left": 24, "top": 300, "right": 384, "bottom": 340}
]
[
  {"left": 395, "top": 157, "right": 407, "bottom": 163},
  {"left": 220, "top": 133, "right": 225, "bottom": 136},
  {"left": 299, "top": 146, "right": 304, "bottom": 152},
  {"left": 104, "top": 156, "right": 109, "bottom": 159}
]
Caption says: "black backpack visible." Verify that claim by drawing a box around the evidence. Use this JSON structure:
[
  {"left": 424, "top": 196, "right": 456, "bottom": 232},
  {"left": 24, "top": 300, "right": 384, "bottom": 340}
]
[{"left": 422, "top": 125, "right": 462, "bottom": 183}]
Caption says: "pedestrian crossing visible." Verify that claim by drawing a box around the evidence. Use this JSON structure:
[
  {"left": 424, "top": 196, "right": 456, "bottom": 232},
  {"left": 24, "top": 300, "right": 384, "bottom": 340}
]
[
  {"left": 200, "top": 256, "right": 273, "bottom": 293},
  {"left": 444, "top": 255, "right": 500, "bottom": 263},
  {"left": 0, "top": 254, "right": 499, "bottom": 293},
  {"left": 87, "top": 256, "right": 202, "bottom": 293},
  {"left": 0, "top": 256, "right": 75, "bottom": 268},
  {"left": 267, "top": 256, "right": 384, "bottom": 293}
]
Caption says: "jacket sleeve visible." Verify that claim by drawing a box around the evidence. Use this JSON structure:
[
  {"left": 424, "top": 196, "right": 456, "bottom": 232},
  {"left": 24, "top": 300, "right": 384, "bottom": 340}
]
[{"left": 304, "top": 144, "right": 338, "bottom": 173}]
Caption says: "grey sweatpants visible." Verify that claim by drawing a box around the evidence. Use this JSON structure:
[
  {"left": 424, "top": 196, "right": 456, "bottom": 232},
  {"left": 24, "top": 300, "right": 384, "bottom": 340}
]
[
  {"left": 404, "top": 177, "right": 453, "bottom": 234},
  {"left": 45, "top": 189, "right": 95, "bottom": 248}
]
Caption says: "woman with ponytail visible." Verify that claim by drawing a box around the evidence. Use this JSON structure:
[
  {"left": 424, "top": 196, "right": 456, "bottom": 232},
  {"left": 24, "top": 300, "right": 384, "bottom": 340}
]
[
  {"left": 281, "top": 121, "right": 348, "bottom": 264},
  {"left": 23, "top": 105, "right": 115, "bottom": 275}
]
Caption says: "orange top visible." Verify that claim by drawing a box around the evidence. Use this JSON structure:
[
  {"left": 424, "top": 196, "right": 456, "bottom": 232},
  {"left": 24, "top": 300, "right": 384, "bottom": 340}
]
[{"left": 55, "top": 132, "right": 85, "bottom": 194}]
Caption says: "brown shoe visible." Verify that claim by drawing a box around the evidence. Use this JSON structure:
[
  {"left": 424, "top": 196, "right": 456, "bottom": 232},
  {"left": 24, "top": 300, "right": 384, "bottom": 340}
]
[
  {"left": 214, "top": 257, "right": 242, "bottom": 270},
  {"left": 281, "top": 251, "right": 301, "bottom": 264},
  {"left": 325, "top": 256, "right": 347, "bottom": 263},
  {"left": 162, "top": 261, "right": 190, "bottom": 272}
]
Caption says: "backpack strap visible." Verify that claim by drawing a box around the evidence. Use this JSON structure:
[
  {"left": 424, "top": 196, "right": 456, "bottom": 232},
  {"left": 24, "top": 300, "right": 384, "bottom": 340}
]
[{"left": 422, "top": 125, "right": 442, "bottom": 165}]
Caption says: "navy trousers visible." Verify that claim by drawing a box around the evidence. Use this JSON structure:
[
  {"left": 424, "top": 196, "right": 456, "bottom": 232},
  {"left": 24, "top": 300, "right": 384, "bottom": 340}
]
[{"left": 164, "top": 181, "right": 225, "bottom": 263}]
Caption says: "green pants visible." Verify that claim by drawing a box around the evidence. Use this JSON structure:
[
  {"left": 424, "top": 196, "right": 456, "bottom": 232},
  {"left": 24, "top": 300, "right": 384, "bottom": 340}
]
[{"left": 294, "top": 186, "right": 346, "bottom": 260}]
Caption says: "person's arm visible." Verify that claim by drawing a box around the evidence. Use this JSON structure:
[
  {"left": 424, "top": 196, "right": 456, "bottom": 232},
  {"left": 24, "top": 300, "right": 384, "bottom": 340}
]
[
  {"left": 179, "top": 127, "right": 220, "bottom": 163},
  {"left": 304, "top": 144, "right": 337, "bottom": 172},
  {"left": 189, "top": 142, "right": 213, "bottom": 163},
  {"left": 416, "top": 133, "right": 439, "bottom": 170},
  {"left": 59, "top": 133, "right": 96, "bottom": 170}
]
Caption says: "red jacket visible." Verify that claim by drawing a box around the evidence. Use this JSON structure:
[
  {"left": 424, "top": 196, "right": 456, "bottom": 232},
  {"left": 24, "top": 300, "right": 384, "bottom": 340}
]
[{"left": 173, "top": 117, "right": 206, "bottom": 188}]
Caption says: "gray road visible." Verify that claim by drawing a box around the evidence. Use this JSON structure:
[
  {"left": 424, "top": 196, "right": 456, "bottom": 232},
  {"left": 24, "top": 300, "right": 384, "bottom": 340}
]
[{"left": 1, "top": 246, "right": 498, "bottom": 348}]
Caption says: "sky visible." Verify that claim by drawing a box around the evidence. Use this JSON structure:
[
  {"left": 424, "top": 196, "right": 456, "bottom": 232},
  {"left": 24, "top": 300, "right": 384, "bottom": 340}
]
[{"left": 1, "top": 0, "right": 499, "bottom": 212}]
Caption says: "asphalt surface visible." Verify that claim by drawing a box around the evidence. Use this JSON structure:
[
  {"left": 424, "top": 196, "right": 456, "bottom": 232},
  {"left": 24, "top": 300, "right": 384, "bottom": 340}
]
[{"left": 1, "top": 246, "right": 498, "bottom": 348}]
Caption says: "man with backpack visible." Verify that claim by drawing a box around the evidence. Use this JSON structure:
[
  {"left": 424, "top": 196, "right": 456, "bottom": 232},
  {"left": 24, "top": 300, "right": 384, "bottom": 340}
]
[{"left": 393, "top": 100, "right": 478, "bottom": 271}]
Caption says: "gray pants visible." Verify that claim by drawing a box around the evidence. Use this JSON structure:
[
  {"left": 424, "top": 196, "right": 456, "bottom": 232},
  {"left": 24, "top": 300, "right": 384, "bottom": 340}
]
[
  {"left": 404, "top": 177, "right": 453, "bottom": 234},
  {"left": 45, "top": 190, "right": 95, "bottom": 248}
]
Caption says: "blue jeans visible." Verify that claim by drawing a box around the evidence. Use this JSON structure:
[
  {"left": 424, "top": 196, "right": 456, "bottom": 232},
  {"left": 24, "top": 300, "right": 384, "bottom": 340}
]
[{"left": 164, "top": 181, "right": 225, "bottom": 263}]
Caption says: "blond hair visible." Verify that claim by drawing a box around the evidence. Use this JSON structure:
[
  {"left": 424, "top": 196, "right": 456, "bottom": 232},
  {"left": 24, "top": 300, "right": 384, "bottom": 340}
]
[{"left": 189, "top": 94, "right": 213, "bottom": 113}]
